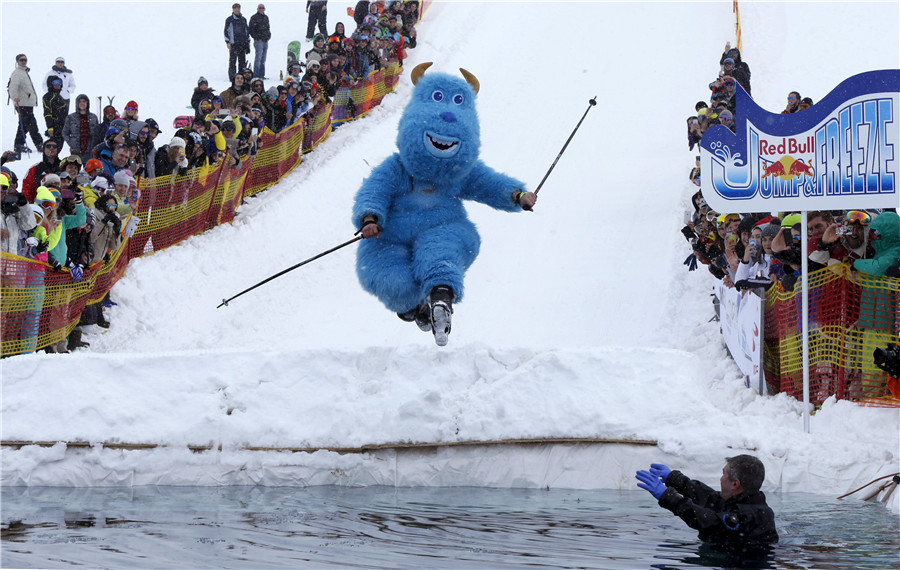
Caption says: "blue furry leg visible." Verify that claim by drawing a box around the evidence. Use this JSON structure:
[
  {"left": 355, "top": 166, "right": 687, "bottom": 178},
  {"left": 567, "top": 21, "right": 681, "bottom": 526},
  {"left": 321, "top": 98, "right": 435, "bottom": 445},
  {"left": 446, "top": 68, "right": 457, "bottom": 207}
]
[
  {"left": 357, "top": 239, "right": 422, "bottom": 313},
  {"left": 412, "top": 220, "right": 481, "bottom": 303}
]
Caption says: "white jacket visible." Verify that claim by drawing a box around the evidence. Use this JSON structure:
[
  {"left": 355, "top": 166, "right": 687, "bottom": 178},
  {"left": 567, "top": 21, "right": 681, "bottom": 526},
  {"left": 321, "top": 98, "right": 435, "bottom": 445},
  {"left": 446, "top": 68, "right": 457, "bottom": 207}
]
[
  {"left": 1, "top": 200, "right": 38, "bottom": 255},
  {"left": 7, "top": 64, "right": 39, "bottom": 107},
  {"left": 43, "top": 66, "right": 76, "bottom": 100},
  {"left": 735, "top": 253, "right": 774, "bottom": 283}
]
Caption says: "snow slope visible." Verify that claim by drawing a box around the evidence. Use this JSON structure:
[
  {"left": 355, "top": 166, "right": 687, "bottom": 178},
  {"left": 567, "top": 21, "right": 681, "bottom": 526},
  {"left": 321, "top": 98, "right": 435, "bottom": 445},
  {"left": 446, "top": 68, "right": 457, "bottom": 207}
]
[{"left": 2, "top": 1, "right": 898, "bottom": 508}]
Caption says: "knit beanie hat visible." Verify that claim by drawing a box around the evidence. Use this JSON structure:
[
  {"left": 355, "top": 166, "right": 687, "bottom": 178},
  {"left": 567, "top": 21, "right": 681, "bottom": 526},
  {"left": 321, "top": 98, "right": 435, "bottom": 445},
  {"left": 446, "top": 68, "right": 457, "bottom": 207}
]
[{"left": 761, "top": 223, "right": 781, "bottom": 240}]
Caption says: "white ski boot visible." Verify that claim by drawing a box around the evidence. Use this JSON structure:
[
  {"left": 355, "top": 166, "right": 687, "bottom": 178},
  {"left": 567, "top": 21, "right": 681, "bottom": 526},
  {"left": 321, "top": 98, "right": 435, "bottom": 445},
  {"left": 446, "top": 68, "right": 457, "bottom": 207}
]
[{"left": 429, "top": 286, "right": 454, "bottom": 347}]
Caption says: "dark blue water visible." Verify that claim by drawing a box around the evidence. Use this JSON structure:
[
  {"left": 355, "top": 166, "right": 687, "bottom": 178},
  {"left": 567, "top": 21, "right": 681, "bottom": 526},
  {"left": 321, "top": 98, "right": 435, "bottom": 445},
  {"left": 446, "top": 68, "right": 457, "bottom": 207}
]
[{"left": 2, "top": 486, "right": 897, "bottom": 568}]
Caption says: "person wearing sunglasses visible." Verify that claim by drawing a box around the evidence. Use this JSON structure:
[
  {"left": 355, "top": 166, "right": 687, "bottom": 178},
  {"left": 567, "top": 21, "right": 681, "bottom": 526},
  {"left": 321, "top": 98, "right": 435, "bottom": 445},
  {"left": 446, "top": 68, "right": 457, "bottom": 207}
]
[
  {"left": 851, "top": 211, "right": 900, "bottom": 277},
  {"left": 20, "top": 140, "right": 63, "bottom": 203},
  {"left": 719, "top": 43, "right": 752, "bottom": 95},
  {"left": 7, "top": 53, "right": 44, "bottom": 154},
  {"left": 783, "top": 91, "right": 802, "bottom": 114},
  {"left": 42, "top": 75, "right": 69, "bottom": 148},
  {"left": 816, "top": 210, "right": 877, "bottom": 266},
  {"left": 42, "top": 56, "right": 75, "bottom": 116}
]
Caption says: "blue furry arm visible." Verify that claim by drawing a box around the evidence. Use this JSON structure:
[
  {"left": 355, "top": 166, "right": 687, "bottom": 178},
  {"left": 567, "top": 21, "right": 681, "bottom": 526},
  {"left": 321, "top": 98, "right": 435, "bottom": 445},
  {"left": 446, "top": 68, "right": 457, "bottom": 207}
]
[
  {"left": 352, "top": 154, "right": 407, "bottom": 229},
  {"left": 458, "top": 160, "right": 527, "bottom": 212}
]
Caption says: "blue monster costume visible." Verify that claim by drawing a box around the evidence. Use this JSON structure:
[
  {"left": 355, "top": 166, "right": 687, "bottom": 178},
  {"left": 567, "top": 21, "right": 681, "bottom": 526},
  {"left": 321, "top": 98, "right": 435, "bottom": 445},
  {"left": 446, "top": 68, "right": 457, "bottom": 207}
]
[{"left": 352, "top": 62, "right": 531, "bottom": 345}]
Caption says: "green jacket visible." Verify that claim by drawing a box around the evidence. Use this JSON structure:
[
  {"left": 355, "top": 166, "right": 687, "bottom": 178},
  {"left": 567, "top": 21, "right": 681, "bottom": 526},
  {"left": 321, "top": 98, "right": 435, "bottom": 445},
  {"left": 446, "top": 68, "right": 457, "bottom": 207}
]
[
  {"left": 48, "top": 202, "right": 86, "bottom": 266},
  {"left": 853, "top": 212, "right": 900, "bottom": 277}
]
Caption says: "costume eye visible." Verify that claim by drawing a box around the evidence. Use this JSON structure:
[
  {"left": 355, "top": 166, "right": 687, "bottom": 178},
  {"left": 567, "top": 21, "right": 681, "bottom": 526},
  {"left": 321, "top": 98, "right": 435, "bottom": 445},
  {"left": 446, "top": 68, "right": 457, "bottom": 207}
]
[
  {"left": 431, "top": 90, "right": 444, "bottom": 102},
  {"left": 452, "top": 94, "right": 464, "bottom": 105}
]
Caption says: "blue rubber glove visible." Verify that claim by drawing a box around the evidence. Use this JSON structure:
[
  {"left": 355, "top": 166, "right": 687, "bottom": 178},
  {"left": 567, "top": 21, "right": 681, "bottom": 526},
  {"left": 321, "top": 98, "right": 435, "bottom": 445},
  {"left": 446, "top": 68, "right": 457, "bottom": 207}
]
[
  {"left": 68, "top": 262, "right": 83, "bottom": 282},
  {"left": 649, "top": 463, "right": 672, "bottom": 482},
  {"left": 636, "top": 470, "right": 667, "bottom": 500}
]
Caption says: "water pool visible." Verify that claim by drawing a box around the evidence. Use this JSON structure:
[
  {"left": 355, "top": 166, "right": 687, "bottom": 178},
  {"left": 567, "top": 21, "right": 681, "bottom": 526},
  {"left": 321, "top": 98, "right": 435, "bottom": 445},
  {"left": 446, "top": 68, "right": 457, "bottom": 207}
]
[{"left": 2, "top": 486, "right": 897, "bottom": 568}]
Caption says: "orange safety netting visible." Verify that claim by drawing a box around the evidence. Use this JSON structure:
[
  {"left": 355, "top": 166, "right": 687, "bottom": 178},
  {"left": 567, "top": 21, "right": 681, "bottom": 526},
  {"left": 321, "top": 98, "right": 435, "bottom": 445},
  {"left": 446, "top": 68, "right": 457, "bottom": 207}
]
[
  {"left": 764, "top": 264, "right": 900, "bottom": 407},
  {"left": 1, "top": 61, "right": 406, "bottom": 356}
]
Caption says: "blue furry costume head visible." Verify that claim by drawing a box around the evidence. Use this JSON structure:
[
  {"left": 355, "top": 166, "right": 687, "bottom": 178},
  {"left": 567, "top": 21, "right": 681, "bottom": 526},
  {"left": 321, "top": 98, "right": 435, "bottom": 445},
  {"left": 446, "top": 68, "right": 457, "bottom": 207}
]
[
  {"left": 352, "top": 63, "right": 526, "bottom": 315},
  {"left": 396, "top": 65, "right": 481, "bottom": 183}
]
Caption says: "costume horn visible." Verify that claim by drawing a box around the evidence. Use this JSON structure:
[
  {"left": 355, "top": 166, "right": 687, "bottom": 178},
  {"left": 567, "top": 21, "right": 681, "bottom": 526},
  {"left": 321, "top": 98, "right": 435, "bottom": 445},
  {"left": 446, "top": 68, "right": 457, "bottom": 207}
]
[
  {"left": 411, "top": 62, "right": 433, "bottom": 85},
  {"left": 459, "top": 68, "right": 480, "bottom": 94}
]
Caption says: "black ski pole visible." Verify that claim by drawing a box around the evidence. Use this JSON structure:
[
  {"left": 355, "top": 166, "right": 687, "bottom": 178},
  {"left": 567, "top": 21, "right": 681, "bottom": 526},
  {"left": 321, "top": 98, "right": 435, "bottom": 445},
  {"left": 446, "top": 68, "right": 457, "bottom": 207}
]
[
  {"left": 217, "top": 235, "right": 362, "bottom": 308},
  {"left": 533, "top": 97, "right": 597, "bottom": 197}
]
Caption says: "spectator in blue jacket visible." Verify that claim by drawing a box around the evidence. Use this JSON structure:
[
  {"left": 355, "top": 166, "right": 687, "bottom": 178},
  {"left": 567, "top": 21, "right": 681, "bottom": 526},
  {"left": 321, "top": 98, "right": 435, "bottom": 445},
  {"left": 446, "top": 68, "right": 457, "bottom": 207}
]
[
  {"left": 225, "top": 3, "right": 251, "bottom": 81},
  {"left": 343, "top": 36, "right": 370, "bottom": 85}
]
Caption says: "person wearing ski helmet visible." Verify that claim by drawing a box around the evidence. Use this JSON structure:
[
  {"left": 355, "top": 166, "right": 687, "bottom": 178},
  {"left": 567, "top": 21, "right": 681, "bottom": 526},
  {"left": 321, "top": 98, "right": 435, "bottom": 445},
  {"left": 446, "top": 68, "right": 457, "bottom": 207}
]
[
  {"left": 43, "top": 56, "right": 76, "bottom": 115},
  {"left": 42, "top": 76, "right": 68, "bottom": 148}
]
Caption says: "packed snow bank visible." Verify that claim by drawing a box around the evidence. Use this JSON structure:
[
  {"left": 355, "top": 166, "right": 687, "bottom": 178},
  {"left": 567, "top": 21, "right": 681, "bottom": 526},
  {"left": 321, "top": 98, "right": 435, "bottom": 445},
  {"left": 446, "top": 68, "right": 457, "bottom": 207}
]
[{"left": 3, "top": 345, "right": 897, "bottom": 513}]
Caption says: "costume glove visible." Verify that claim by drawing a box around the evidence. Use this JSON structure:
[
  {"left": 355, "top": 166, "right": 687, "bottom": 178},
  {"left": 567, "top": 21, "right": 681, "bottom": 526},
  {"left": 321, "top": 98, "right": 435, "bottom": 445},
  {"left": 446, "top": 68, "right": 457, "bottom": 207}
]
[
  {"left": 649, "top": 463, "right": 672, "bottom": 482},
  {"left": 636, "top": 470, "right": 667, "bottom": 500}
]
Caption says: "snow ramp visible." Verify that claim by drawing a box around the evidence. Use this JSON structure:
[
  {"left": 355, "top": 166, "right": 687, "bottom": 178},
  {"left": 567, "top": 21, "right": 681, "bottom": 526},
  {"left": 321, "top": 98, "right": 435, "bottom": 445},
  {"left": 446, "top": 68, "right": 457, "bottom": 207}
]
[{"left": 2, "top": 346, "right": 704, "bottom": 487}]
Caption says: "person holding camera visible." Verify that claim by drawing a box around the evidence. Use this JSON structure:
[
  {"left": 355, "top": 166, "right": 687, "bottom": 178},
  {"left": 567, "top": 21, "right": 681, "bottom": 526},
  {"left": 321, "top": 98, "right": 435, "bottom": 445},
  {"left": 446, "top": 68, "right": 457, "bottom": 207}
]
[
  {"left": 1, "top": 172, "right": 37, "bottom": 255},
  {"left": 636, "top": 455, "right": 778, "bottom": 554},
  {"left": 734, "top": 221, "right": 780, "bottom": 289}
]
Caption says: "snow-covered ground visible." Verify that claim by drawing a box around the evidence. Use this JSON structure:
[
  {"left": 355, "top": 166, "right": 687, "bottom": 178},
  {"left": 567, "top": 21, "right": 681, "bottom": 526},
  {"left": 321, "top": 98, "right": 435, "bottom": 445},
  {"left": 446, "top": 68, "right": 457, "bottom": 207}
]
[{"left": 2, "top": 1, "right": 898, "bottom": 511}]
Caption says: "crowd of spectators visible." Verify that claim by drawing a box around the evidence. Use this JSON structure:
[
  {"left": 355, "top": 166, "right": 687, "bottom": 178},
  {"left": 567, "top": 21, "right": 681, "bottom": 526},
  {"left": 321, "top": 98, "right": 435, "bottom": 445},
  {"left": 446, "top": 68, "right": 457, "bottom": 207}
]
[
  {"left": 2, "top": 0, "right": 421, "bottom": 354},
  {"left": 682, "top": 42, "right": 899, "bottom": 296}
]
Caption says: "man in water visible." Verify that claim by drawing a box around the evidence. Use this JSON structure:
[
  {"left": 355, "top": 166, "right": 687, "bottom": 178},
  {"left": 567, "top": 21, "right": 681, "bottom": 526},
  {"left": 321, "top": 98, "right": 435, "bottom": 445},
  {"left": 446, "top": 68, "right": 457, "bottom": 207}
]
[{"left": 636, "top": 454, "right": 778, "bottom": 553}]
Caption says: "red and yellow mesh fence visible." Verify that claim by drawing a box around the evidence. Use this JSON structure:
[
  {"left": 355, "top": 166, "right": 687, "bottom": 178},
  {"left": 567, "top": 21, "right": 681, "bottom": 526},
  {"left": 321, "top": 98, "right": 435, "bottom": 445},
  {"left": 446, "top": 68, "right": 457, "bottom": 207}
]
[
  {"left": 1, "top": 60, "right": 407, "bottom": 356},
  {"left": 764, "top": 264, "right": 900, "bottom": 407}
]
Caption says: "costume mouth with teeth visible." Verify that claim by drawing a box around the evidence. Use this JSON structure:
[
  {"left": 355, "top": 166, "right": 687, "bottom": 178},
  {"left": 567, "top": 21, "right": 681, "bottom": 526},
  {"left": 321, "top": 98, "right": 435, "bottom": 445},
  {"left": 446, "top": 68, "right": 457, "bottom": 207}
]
[
  {"left": 424, "top": 131, "right": 460, "bottom": 158},
  {"left": 352, "top": 62, "right": 529, "bottom": 332}
]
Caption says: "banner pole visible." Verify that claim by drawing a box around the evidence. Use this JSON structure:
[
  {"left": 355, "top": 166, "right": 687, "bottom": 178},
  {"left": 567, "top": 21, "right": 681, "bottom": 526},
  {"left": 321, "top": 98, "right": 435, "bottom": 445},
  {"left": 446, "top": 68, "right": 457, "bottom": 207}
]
[{"left": 801, "top": 213, "right": 810, "bottom": 433}]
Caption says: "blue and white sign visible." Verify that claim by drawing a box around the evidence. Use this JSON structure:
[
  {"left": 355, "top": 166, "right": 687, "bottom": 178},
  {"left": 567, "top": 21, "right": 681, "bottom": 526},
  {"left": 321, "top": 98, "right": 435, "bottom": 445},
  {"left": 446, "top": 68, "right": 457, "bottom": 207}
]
[{"left": 701, "top": 70, "right": 900, "bottom": 213}]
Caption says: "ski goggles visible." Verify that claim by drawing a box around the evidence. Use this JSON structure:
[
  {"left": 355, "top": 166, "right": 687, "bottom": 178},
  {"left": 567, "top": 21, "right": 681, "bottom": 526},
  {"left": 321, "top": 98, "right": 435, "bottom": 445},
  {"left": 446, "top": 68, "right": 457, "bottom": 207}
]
[
  {"left": 39, "top": 199, "right": 56, "bottom": 209},
  {"left": 845, "top": 210, "right": 871, "bottom": 225}
]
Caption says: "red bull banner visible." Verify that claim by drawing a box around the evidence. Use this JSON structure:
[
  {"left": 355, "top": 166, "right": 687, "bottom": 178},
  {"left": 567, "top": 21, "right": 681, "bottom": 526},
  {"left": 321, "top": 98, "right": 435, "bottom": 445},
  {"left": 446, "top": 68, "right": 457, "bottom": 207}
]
[{"left": 701, "top": 70, "right": 900, "bottom": 213}]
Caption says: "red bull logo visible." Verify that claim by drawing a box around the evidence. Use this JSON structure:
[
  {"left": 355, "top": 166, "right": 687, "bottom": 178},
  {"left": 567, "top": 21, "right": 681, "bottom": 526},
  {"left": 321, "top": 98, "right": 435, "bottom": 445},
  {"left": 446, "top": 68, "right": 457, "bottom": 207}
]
[
  {"left": 760, "top": 156, "right": 815, "bottom": 181},
  {"left": 759, "top": 136, "right": 814, "bottom": 156}
]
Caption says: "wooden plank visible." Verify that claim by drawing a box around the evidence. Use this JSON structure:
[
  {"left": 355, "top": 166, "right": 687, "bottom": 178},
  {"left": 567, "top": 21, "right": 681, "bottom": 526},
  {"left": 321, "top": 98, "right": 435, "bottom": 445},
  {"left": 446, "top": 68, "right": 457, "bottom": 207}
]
[{"left": 1, "top": 437, "right": 657, "bottom": 454}]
